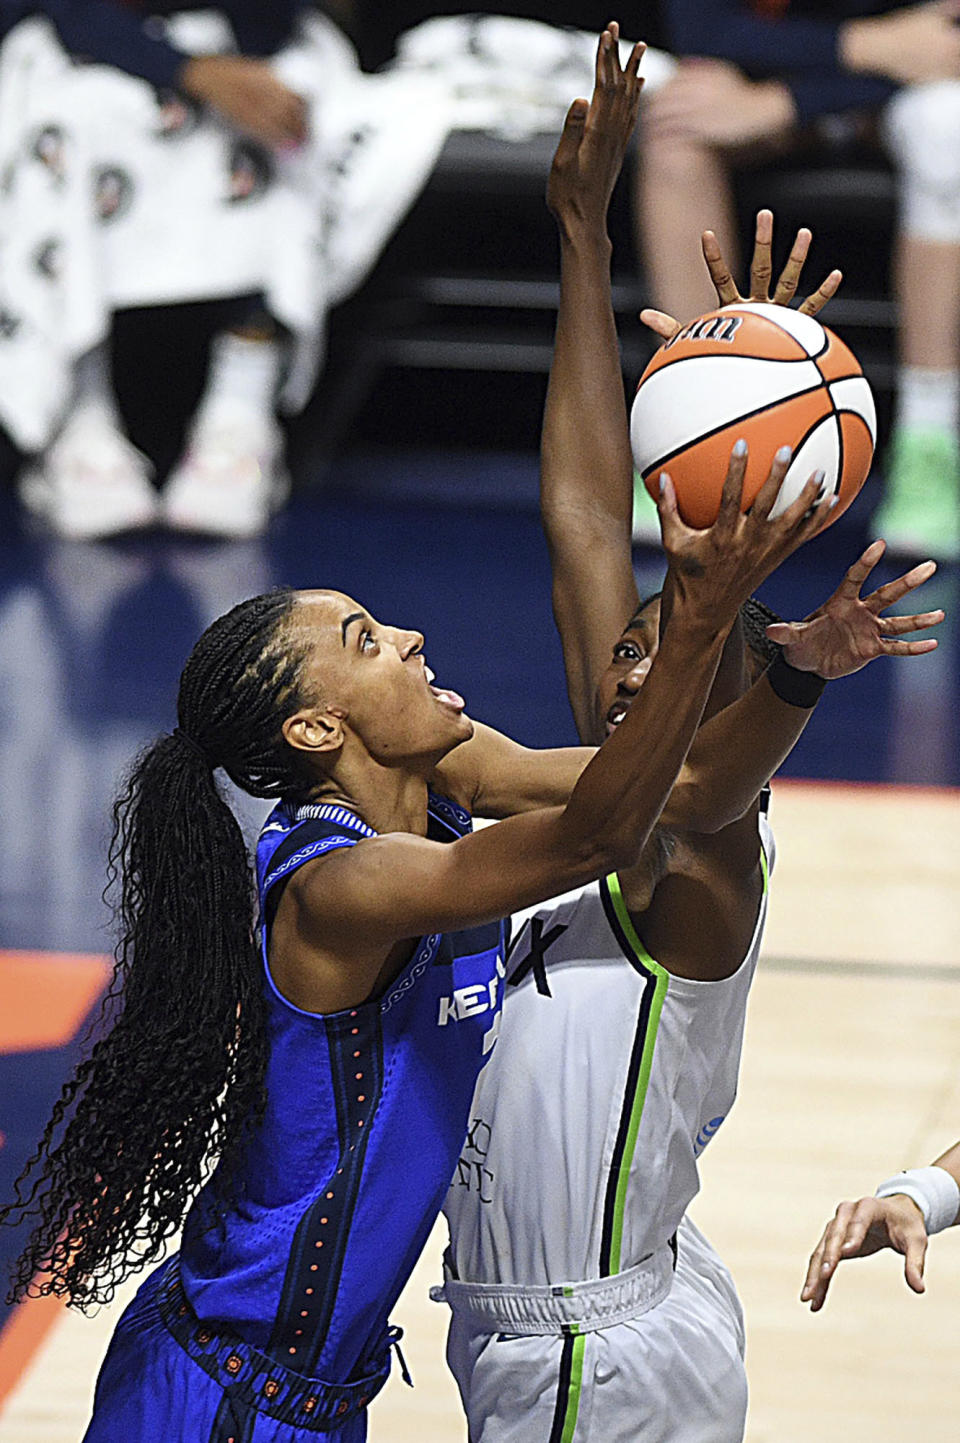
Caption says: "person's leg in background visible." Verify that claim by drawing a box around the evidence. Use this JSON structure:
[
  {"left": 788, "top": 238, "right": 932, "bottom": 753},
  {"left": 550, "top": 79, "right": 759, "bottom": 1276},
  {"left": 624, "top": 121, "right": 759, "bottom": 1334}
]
[
  {"left": 635, "top": 129, "right": 739, "bottom": 324},
  {"left": 632, "top": 60, "right": 796, "bottom": 542},
  {"left": 162, "top": 309, "right": 289, "bottom": 539},
  {"left": 19, "top": 340, "right": 160, "bottom": 541},
  {"left": 876, "top": 80, "right": 960, "bottom": 561}
]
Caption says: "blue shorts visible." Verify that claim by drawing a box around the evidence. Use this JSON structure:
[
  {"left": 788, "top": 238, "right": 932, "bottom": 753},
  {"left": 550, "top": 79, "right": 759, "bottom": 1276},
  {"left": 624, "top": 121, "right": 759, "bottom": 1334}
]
[{"left": 83, "top": 1258, "right": 390, "bottom": 1443}]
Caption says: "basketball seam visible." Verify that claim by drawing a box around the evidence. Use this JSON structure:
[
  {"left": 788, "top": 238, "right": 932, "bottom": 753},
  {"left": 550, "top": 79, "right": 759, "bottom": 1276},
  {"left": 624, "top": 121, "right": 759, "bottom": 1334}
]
[
  {"left": 814, "top": 356, "right": 847, "bottom": 499},
  {"left": 723, "top": 305, "right": 830, "bottom": 360},
  {"left": 782, "top": 409, "right": 842, "bottom": 500},
  {"left": 640, "top": 350, "right": 816, "bottom": 379},
  {"left": 639, "top": 381, "right": 826, "bottom": 479}
]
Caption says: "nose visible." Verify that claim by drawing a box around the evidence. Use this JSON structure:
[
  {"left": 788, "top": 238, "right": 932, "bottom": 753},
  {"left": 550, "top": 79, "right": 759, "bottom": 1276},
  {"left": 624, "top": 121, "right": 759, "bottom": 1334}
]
[
  {"left": 619, "top": 656, "right": 652, "bottom": 694},
  {"left": 393, "top": 628, "right": 424, "bottom": 660}
]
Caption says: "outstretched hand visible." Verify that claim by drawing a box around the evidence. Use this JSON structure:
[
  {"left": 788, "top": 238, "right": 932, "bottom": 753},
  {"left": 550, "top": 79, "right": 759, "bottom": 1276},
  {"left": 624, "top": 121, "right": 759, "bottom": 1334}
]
[
  {"left": 765, "top": 541, "right": 944, "bottom": 678},
  {"left": 801, "top": 1194, "right": 929, "bottom": 1312},
  {"left": 546, "top": 22, "right": 645, "bottom": 234},
  {"left": 641, "top": 209, "right": 843, "bottom": 342},
  {"left": 657, "top": 441, "right": 831, "bottom": 631}
]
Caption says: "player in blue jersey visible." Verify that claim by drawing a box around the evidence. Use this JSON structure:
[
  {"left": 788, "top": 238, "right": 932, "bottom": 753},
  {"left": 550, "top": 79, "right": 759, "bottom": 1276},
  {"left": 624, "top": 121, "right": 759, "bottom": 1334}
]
[{"left": 1, "top": 422, "right": 834, "bottom": 1443}]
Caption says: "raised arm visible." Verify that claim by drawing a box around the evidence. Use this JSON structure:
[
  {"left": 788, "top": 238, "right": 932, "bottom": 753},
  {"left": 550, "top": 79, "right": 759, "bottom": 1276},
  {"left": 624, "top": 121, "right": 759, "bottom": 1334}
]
[
  {"left": 288, "top": 463, "right": 827, "bottom": 1009},
  {"left": 540, "top": 26, "right": 644, "bottom": 742},
  {"left": 664, "top": 540, "right": 943, "bottom": 833}
]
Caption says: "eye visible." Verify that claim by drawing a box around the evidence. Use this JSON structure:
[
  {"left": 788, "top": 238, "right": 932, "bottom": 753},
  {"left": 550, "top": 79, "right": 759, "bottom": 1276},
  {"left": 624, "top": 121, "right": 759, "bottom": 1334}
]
[
  {"left": 360, "top": 630, "right": 378, "bottom": 654},
  {"left": 612, "top": 641, "right": 644, "bottom": 663}
]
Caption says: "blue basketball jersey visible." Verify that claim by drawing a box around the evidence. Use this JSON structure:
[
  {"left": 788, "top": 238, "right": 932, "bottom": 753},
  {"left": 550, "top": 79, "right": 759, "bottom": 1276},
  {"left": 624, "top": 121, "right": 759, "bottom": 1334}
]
[{"left": 177, "top": 791, "right": 506, "bottom": 1389}]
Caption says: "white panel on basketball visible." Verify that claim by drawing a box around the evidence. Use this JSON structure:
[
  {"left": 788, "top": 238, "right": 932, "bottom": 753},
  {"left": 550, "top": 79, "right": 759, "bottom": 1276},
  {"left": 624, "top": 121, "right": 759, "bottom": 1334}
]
[
  {"left": 630, "top": 355, "right": 823, "bottom": 474},
  {"left": 769, "top": 414, "right": 840, "bottom": 519},
  {"left": 829, "top": 376, "right": 878, "bottom": 441},
  {"left": 720, "top": 301, "right": 826, "bottom": 356}
]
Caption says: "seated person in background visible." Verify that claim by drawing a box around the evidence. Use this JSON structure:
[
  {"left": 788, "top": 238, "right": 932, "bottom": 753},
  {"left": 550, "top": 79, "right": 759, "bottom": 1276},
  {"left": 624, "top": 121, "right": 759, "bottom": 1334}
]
[
  {"left": 637, "top": 0, "right": 960, "bottom": 562},
  {"left": 0, "top": 0, "right": 446, "bottom": 538}
]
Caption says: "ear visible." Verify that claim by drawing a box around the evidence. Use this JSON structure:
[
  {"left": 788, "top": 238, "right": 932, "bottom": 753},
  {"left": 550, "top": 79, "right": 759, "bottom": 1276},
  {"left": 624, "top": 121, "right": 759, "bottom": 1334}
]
[{"left": 282, "top": 707, "right": 346, "bottom": 757}]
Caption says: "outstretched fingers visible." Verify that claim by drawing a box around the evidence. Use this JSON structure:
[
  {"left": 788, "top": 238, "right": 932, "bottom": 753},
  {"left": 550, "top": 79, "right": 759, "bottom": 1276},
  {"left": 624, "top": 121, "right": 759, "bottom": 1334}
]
[
  {"left": 701, "top": 229, "right": 739, "bottom": 306},
  {"left": 625, "top": 37, "right": 646, "bottom": 81},
  {"left": 749, "top": 208, "right": 775, "bottom": 302},
  {"left": 748, "top": 445, "right": 796, "bottom": 522},
  {"left": 640, "top": 306, "right": 682, "bottom": 342},
  {"left": 835, "top": 538, "right": 887, "bottom": 601},
  {"left": 862, "top": 557, "right": 937, "bottom": 613},
  {"left": 798, "top": 268, "right": 843, "bottom": 316},
  {"left": 655, "top": 472, "right": 686, "bottom": 550},
  {"left": 555, "top": 97, "right": 589, "bottom": 164},
  {"left": 771, "top": 227, "right": 811, "bottom": 307},
  {"left": 715, "top": 440, "right": 750, "bottom": 531},
  {"left": 801, "top": 1200, "right": 874, "bottom": 1311},
  {"left": 877, "top": 609, "right": 945, "bottom": 637}
]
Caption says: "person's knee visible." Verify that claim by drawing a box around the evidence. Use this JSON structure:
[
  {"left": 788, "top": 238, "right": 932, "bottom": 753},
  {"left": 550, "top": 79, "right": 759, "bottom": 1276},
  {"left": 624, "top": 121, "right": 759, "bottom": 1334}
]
[
  {"left": 885, "top": 81, "right": 960, "bottom": 242},
  {"left": 886, "top": 82, "right": 960, "bottom": 185},
  {"left": 640, "top": 120, "right": 720, "bottom": 189}
]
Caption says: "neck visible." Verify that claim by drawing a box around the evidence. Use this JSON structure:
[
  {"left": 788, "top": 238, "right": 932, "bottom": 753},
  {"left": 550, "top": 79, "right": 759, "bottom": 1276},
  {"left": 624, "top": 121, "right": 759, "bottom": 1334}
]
[{"left": 307, "top": 762, "right": 432, "bottom": 838}]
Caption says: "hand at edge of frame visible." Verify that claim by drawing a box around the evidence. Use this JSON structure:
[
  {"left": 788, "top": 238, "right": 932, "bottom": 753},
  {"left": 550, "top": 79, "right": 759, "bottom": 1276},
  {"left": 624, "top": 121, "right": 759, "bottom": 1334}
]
[{"left": 801, "top": 1194, "right": 929, "bottom": 1312}]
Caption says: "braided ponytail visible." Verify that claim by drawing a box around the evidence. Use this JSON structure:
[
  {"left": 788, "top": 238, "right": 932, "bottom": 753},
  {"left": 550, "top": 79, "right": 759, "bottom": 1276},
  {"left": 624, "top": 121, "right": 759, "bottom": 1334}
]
[{"left": 2, "top": 590, "right": 311, "bottom": 1309}]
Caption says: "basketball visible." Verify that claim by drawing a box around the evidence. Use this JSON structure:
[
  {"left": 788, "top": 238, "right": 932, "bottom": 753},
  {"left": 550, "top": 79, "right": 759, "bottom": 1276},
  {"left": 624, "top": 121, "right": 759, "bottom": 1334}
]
[{"left": 630, "top": 301, "right": 877, "bottom": 529}]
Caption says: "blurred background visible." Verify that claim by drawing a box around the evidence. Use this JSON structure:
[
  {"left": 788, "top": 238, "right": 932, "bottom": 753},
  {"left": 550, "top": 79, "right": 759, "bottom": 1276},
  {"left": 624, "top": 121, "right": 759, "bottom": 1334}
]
[{"left": 0, "top": 2, "right": 958, "bottom": 1439}]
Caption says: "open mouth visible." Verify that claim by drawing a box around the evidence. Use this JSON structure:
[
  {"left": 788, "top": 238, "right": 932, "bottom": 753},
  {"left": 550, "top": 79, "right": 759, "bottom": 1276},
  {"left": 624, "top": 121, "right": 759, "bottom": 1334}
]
[
  {"left": 605, "top": 700, "right": 630, "bottom": 736},
  {"left": 425, "top": 663, "right": 465, "bottom": 713}
]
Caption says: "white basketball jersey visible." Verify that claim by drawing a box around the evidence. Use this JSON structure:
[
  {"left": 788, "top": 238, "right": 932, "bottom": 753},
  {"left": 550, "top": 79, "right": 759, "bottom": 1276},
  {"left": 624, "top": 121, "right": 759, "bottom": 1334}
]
[{"left": 444, "top": 814, "right": 774, "bottom": 1286}]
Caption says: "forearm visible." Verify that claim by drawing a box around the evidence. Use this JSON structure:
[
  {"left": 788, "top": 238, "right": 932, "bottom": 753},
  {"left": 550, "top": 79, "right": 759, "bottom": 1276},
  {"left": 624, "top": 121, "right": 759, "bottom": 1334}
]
[
  {"left": 663, "top": 668, "right": 816, "bottom": 832},
  {"left": 561, "top": 601, "right": 728, "bottom": 865},
  {"left": 932, "top": 1141, "right": 960, "bottom": 1214},
  {"left": 430, "top": 720, "right": 595, "bottom": 820},
  {"left": 542, "top": 228, "right": 633, "bottom": 540},
  {"left": 541, "top": 226, "right": 640, "bottom": 736}
]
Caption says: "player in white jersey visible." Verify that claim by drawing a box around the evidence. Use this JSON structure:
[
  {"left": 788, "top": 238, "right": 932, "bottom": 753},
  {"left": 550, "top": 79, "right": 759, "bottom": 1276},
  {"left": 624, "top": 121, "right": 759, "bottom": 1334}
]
[{"left": 438, "top": 26, "right": 945, "bottom": 1442}]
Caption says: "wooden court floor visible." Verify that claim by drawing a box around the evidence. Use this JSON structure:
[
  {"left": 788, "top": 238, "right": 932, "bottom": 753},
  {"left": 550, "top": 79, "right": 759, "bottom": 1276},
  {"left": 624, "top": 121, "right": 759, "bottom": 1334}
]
[{"left": 2, "top": 779, "right": 958, "bottom": 1442}]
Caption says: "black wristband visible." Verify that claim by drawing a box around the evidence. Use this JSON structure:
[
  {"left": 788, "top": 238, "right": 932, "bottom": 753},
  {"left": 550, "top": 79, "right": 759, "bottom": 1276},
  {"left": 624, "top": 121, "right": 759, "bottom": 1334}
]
[{"left": 765, "top": 652, "right": 827, "bottom": 708}]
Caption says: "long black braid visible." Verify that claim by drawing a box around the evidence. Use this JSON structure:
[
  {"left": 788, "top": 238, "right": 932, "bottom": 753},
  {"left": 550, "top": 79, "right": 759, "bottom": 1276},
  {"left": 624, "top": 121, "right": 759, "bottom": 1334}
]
[{"left": 1, "top": 589, "right": 313, "bottom": 1310}]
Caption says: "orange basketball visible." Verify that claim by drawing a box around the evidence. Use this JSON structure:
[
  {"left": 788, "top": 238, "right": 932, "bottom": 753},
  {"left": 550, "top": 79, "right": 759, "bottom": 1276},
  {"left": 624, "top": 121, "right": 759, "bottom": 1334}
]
[{"left": 630, "top": 301, "right": 876, "bottom": 529}]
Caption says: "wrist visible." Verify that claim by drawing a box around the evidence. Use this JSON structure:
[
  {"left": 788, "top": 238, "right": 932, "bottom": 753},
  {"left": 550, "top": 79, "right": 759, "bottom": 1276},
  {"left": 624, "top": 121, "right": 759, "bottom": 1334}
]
[
  {"left": 665, "top": 592, "right": 732, "bottom": 649},
  {"left": 766, "top": 651, "right": 826, "bottom": 708},
  {"left": 556, "top": 215, "right": 613, "bottom": 255},
  {"left": 875, "top": 1167, "right": 960, "bottom": 1235}
]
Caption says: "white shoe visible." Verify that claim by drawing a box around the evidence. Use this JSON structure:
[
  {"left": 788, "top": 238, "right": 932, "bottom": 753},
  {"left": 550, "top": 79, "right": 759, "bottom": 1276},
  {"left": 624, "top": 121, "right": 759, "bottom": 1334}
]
[
  {"left": 19, "top": 407, "right": 158, "bottom": 540},
  {"left": 163, "top": 411, "right": 290, "bottom": 539}
]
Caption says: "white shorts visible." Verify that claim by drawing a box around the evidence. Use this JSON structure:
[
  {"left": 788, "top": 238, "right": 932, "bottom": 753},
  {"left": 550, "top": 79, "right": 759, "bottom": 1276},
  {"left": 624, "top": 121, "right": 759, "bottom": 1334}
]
[{"left": 445, "top": 1218, "right": 747, "bottom": 1443}]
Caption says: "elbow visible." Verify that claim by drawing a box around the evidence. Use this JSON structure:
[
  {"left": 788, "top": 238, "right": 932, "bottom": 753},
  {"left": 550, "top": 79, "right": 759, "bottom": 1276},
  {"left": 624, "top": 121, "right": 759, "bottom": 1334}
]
[
  {"left": 589, "top": 826, "right": 644, "bottom": 878},
  {"left": 667, "top": 778, "right": 743, "bottom": 835},
  {"left": 565, "top": 826, "right": 638, "bottom": 885}
]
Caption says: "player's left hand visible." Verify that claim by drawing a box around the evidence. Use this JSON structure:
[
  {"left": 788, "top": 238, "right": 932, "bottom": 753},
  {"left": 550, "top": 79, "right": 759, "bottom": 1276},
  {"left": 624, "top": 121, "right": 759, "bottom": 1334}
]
[
  {"left": 546, "top": 23, "right": 645, "bottom": 234},
  {"left": 764, "top": 539, "right": 944, "bottom": 678},
  {"left": 801, "top": 1193, "right": 929, "bottom": 1312},
  {"left": 641, "top": 209, "right": 843, "bottom": 342}
]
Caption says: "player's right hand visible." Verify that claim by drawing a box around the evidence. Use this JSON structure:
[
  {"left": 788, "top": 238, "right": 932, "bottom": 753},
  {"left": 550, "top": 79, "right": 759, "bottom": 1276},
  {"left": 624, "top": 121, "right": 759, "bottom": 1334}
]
[
  {"left": 180, "top": 56, "right": 308, "bottom": 148},
  {"left": 657, "top": 441, "right": 828, "bottom": 630},
  {"left": 801, "top": 1194, "right": 929, "bottom": 1312},
  {"left": 641, "top": 209, "right": 843, "bottom": 344}
]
